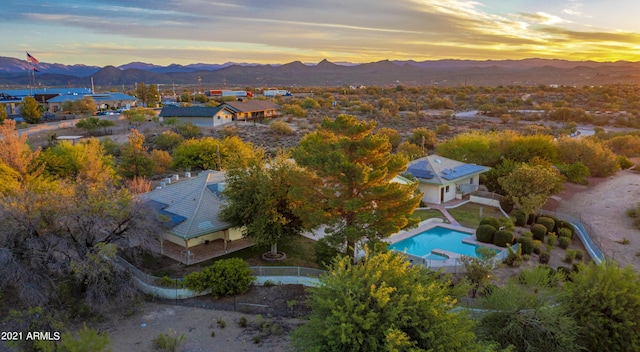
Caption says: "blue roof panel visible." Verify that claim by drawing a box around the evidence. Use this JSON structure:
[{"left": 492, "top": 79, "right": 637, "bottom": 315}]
[
  {"left": 406, "top": 160, "right": 435, "bottom": 179},
  {"left": 441, "top": 164, "right": 486, "bottom": 180}
]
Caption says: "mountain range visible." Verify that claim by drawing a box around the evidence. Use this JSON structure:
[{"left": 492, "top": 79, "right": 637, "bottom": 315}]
[{"left": 1, "top": 56, "right": 640, "bottom": 88}]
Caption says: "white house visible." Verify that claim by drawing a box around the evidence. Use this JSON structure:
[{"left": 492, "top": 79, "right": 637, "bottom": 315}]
[
  {"left": 405, "top": 155, "right": 490, "bottom": 205},
  {"left": 158, "top": 105, "right": 236, "bottom": 127}
]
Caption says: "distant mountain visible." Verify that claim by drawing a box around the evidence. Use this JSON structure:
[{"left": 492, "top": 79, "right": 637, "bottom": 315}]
[{"left": 1, "top": 56, "right": 640, "bottom": 87}]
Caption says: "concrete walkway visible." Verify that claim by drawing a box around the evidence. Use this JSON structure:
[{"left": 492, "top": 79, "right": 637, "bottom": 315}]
[{"left": 427, "top": 203, "right": 461, "bottom": 226}]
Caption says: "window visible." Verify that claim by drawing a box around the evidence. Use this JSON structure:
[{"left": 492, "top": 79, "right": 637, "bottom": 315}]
[{"left": 445, "top": 185, "right": 450, "bottom": 192}]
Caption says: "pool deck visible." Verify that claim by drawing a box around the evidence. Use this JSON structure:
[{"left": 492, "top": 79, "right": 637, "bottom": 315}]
[{"left": 385, "top": 220, "right": 506, "bottom": 271}]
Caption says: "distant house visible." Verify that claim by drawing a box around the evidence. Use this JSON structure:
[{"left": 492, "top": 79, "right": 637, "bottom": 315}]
[
  {"left": 221, "top": 100, "right": 280, "bottom": 122},
  {"left": 139, "top": 170, "right": 245, "bottom": 264},
  {"left": 46, "top": 92, "right": 137, "bottom": 113},
  {"left": 405, "top": 155, "right": 490, "bottom": 204},
  {"left": 159, "top": 105, "right": 235, "bottom": 127}
]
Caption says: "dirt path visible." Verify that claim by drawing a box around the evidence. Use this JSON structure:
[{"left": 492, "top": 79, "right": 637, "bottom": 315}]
[
  {"left": 548, "top": 169, "right": 640, "bottom": 270},
  {"left": 101, "top": 302, "right": 301, "bottom": 352}
]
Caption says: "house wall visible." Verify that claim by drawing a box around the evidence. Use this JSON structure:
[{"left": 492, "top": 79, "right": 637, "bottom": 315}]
[
  {"left": 178, "top": 117, "right": 215, "bottom": 127},
  {"left": 418, "top": 183, "right": 456, "bottom": 204},
  {"left": 212, "top": 111, "right": 234, "bottom": 127},
  {"left": 165, "top": 227, "right": 244, "bottom": 248}
]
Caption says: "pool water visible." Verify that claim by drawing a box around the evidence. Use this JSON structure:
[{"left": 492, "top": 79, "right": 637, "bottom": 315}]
[{"left": 389, "top": 226, "right": 489, "bottom": 258}]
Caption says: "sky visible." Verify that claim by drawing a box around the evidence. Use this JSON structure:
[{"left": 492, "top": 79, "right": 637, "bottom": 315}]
[{"left": 3, "top": 0, "right": 640, "bottom": 66}]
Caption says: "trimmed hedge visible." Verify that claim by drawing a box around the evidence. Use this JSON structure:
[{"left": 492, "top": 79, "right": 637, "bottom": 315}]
[
  {"left": 558, "top": 227, "right": 573, "bottom": 239},
  {"left": 536, "top": 216, "right": 556, "bottom": 233},
  {"left": 493, "top": 230, "right": 515, "bottom": 247},
  {"left": 558, "top": 236, "right": 571, "bottom": 249},
  {"left": 517, "top": 236, "right": 534, "bottom": 255},
  {"left": 476, "top": 224, "right": 497, "bottom": 244},
  {"left": 539, "top": 251, "right": 551, "bottom": 264},
  {"left": 531, "top": 223, "right": 548, "bottom": 242},
  {"left": 511, "top": 210, "right": 527, "bottom": 226},
  {"left": 479, "top": 217, "right": 501, "bottom": 229}
]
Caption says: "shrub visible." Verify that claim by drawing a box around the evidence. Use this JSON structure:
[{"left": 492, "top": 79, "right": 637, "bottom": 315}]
[
  {"left": 617, "top": 155, "right": 634, "bottom": 169},
  {"left": 238, "top": 317, "right": 248, "bottom": 328},
  {"left": 530, "top": 223, "right": 547, "bottom": 241},
  {"left": 503, "top": 244, "right": 522, "bottom": 267},
  {"left": 547, "top": 233, "right": 557, "bottom": 247},
  {"left": 532, "top": 240, "right": 544, "bottom": 255},
  {"left": 558, "top": 227, "right": 573, "bottom": 239},
  {"left": 523, "top": 231, "right": 533, "bottom": 238},
  {"left": 153, "top": 330, "right": 186, "bottom": 352},
  {"left": 536, "top": 216, "right": 556, "bottom": 233},
  {"left": 565, "top": 249, "right": 576, "bottom": 263},
  {"left": 479, "top": 217, "right": 501, "bottom": 229},
  {"left": 511, "top": 209, "right": 526, "bottom": 226},
  {"left": 558, "top": 236, "right": 571, "bottom": 249},
  {"left": 493, "top": 230, "right": 515, "bottom": 247},
  {"left": 476, "top": 224, "right": 497, "bottom": 244},
  {"left": 574, "top": 250, "right": 584, "bottom": 261},
  {"left": 517, "top": 236, "right": 534, "bottom": 255},
  {"left": 217, "top": 318, "right": 226, "bottom": 329},
  {"left": 539, "top": 251, "right": 551, "bottom": 264},
  {"left": 184, "top": 258, "right": 254, "bottom": 297},
  {"left": 269, "top": 121, "right": 295, "bottom": 135},
  {"left": 482, "top": 284, "right": 498, "bottom": 297}
]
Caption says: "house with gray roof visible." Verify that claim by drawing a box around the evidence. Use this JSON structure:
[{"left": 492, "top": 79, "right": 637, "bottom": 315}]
[
  {"left": 139, "top": 170, "right": 245, "bottom": 263},
  {"left": 159, "top": 105, "right": 235, "bottom": 127},
  {"left": 405, "top": 155, "right": 490, "bottom": 204}
]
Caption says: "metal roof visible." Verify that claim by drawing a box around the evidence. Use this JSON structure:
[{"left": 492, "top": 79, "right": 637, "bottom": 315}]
[
  {"left": 441, "top": 164, "right": 487, "bottom": 180},
  {"left": 0, "top": 88, "right": 92, "bottom": 97},
  {"left": 46, "top": 93, "right": 136, "bottom": 103},
  {"left": 159, "top": 105, "right": 229, "bottom": 117}
]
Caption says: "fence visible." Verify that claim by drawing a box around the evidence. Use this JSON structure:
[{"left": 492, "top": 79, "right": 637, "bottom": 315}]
[
  {"left": 112, "top": 256, "right": 324, "bottom": 300},
  {"left": 402, "top": 243, "right": 518, "bottom": 274}
]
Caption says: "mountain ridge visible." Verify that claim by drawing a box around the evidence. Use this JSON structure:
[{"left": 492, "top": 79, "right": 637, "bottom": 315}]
[{"left": 1, "top": 56, "right": 639, "bottom": 87}]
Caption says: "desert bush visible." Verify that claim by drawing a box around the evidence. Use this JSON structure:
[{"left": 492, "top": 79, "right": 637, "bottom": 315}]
[
  {"left": 511, "top": 209, "right": 527, "bottom": 226},
  {"left": 547, "top": 233, "right": 557, "bottom": 247},
  {"left": 617, "top": 155, "right": 634, "bottom": 169},
  {"left": 523, "top": 231, "right": 533, "bottom": 238},
  {"left": 530, "top": 223, "right": 547, "bottom": 241},
  {"left": 269, "top": 121, "right": 295, "bottom": 135},
  {"left": 517, "top": 236, "right": 534, "bottom": 255},
  {"left": 539, "top": 251, "right": 551, "bottom": 264},
  {"left": 558, "top": 236, "right": 571, "bottom": 249},
  {"left": 557, "top": 161, "right": 590, "bottom": 184},
  {"left": 184, "top": 258, "right": 254, "bottom": 297},
  {"left": 493, "top": 230, "right": 515, "bottom": 247},
  {"left": 536, "top": 216, "right": 556, "bottom": 233},
  {"left": 476, "top": 224, "right": 497, "bottom": 244},
  {"left": 153, "top": 330, "right": 185, "bottom": 352}
]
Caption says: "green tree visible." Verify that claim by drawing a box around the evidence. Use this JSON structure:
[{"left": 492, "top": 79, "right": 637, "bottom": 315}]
[
  {"left": 460, "top": 247, "right": 497, "bottom": 298},
  {"left": 153, "top": 131, "right": 184, "bottom": 152},
  {"left": 172, "top": 136, "right": 257, "bottom": 171},
  {"left": 220, "top": 151, "right": 303, "bottom": 257},
  {"left": 397, "top": 141, "right": 424, "bottom": 160},
  {"left": 436, "top": 131, "right": 503, "bottom": 166},
  {"left": 375, "top": 127, "right": 402, "bottom": 149},
  {"left": 498, "top": 164, "right": 563, "bottom": 218},
  {"left": 291, "top": 251, "right": 482, "bottom": 352},
  {"left": 75, "top": 117, "right": 115, "bottom": 136},
  {"left": 39, "top": 139, "right": 117, "bottom": 182},
  {"left": 407, "top": 127, "right": 437, "bottom": 151},
  {"left": 123, "top": 107, "right": 153, "bottom": 127},
  {"left": 135, "top": 82, "right": 159, "bottom": 107},
  {"left": 478, "top": 266, "right": 580, "bottom": 352},
  {"left": 560, "top": 262, "right": 640, "bottom": 352},
  {"left": 292, "top": 115, "right": 420, "bottom": 263},
  {"left": 118, "top": 129, "right": 155, "bottom": 178},
  {"left": 557, "top": 137, "right": 619, "bottom": 177},
  {"left": 21, "top": 96, "right": 41, "bottom": 123}
]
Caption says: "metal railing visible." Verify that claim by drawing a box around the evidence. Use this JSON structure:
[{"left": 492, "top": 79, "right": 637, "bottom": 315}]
[{"left": 112, "top": 255, "right": 325, "bottom": 300}]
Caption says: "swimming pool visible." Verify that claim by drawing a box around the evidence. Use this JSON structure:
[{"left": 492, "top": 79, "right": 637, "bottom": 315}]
[{"left": 389, "top": 226, "right": 489, "bottom": 259}]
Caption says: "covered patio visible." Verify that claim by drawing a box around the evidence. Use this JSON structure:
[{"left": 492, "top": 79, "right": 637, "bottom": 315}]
[{"left": 161, "top": 237, "right": 254, "bottom": 265}]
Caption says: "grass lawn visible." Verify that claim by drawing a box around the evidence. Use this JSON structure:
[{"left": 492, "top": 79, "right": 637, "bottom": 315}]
[
  {"left": 447, "top": 203, "right": 506, "bottom": 228},
  {"left": 196, "top": 235, "right": 320, "bottom": 269},
  {"left": 413, "top": 208, "right": 446, "bottom": 222}
]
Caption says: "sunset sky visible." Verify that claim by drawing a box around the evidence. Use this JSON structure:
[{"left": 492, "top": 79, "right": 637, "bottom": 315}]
[{"left": 4, "top": 0, "right": 640, "bottom": 66}]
